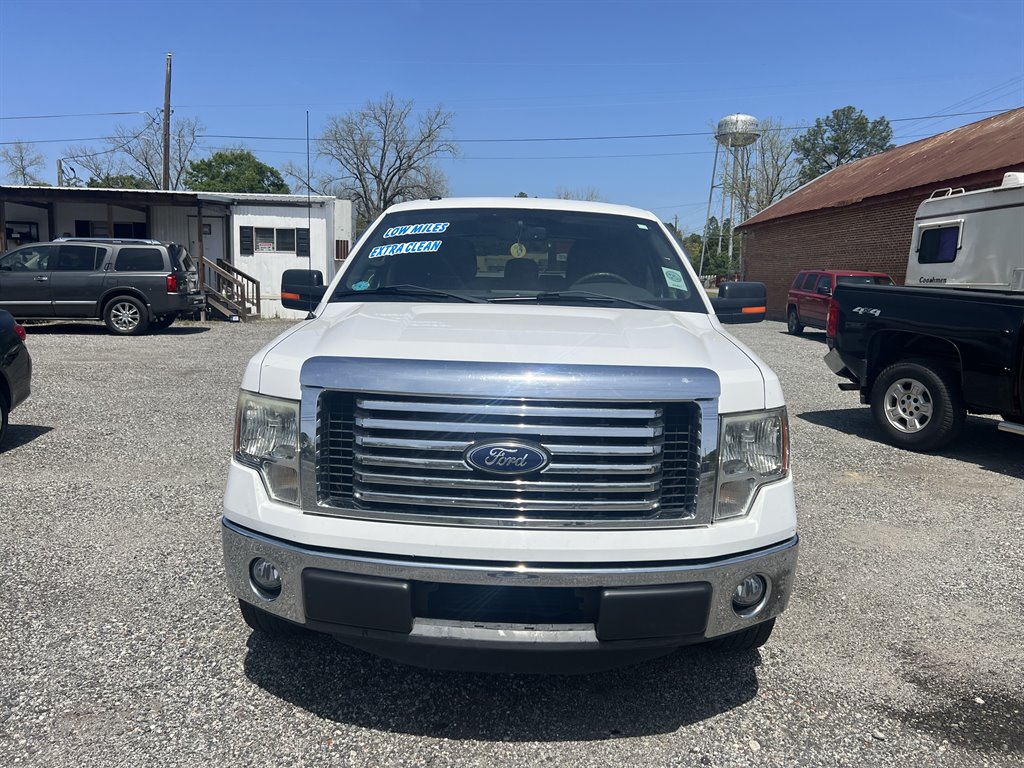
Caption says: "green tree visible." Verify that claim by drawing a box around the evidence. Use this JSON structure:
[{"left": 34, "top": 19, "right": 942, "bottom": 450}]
[
  {"left": 692, "top": 217, "right": 739, "bottom": 276},
  {"left": 515, "top": 191, "right": 529, "bottom": 198},
  {"left": 186, "top": 149, "right": 290, "bottom": 193},
  {"left": 87, "top": 174, "right": 154, "bottom": 189},
  {"left": 793, "top": 106, "right": 895, "bottom": 186}
]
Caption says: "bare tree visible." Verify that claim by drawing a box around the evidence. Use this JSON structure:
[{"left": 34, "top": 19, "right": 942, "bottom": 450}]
[
  {"left": 553, "top": 186, "right": 603, "bottom": 201},
  {"left": 721, "top": 117, "right": 801, "bottom": 220},
  {"left": 313, "top": 93, "right": 457, "bottom": 225},
  {"left": 63, "top": 112, "right": 204, "bottom": 190},
  {"left": 0, "top": 140, "right": 46, "bottom": 185},
  {"left": 280, "top": 161, "right": 356, "bottom": 198}
]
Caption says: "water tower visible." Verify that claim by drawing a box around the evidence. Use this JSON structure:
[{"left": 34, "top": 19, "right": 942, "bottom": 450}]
[{"left": 698, "top": 114, "right": 761, "bottom": 278}]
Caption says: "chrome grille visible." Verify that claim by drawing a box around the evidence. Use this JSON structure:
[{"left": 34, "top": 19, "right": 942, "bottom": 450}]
[{"left": 316, "top": 392, "right": 702, "bottom": 524}]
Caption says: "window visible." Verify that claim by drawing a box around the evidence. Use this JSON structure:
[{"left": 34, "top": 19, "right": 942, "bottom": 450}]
[
  {"left": 816, "top": 275, "right": 832, "bottom": 294},
  {"left": 4, "top": 221, "right": 39, "bottom": 244},
  {"left": 255, "top": 228, "right": 275, "bottom": 252},
  {"left": 238, "top": 225, "right": 309, "bottom": 254},
  {"left": 0, "top": 244, "right": 55, "bottom": 272},
  {"left": 332, "top": 207, "right": 706, "bottom": 312},
  {"left": 115, "top": 247, "right": 164, "bottom": 272},
  {"left": 276, "top": 229, "right": 296, "bottom": 252},
  {"left": 53, "top": 245, "right": 105, "bottom": 272},
  {"left": 791, "top": 273, "right": 805, "bottom": 288},
  {"left": 801, "top": 273, "right": 819, "bottom": 290},
  {"left": 836, "top": 275, "right": 894, "bottom": 286},
  {"left": 75, "top": 220, "right": 146, "bottom": 238},
  {"left": 918, "top": 224, "right": 961, "bottom": 264}
]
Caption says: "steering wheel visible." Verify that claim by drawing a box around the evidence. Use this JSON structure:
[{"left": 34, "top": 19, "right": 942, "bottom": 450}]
[{"left": 570, "top": 271, "right": 632, "bottom": 287}]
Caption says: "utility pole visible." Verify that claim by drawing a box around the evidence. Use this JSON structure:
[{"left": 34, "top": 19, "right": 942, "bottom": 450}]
[
  {"left": 57, "top": 159, "right": 64, "bottom": 187},
  {"left": 162, "top": 52, "right": 172, "bottom": 190}
]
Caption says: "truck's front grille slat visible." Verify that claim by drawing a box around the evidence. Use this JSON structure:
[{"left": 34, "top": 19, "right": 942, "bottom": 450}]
[{"left": 316, "top": 393, "right": 702, "bottom": 525}]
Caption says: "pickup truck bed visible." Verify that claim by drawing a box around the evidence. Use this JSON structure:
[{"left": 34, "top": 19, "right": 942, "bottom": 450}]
[{"left": 825, "top": 282, "right": 1024, "bottom": 450}]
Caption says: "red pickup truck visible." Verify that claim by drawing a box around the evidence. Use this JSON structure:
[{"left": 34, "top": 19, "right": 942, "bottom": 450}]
[{"left": 786, "top": 269, "right": 894, "bottom": 335}]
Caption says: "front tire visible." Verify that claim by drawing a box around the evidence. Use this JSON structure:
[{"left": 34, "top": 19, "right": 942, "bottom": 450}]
[
  {"left": 787, "top": 307, "right": 804, "bottom": 335},
  {"left": 104, "top": 296, "right": 150, "bottom": 335},
  {"left": 870, "top": 359, "right": 964, "bottom": 451},
  {"left": 238, "top": 599, "right": 301, "bottom": 637}
]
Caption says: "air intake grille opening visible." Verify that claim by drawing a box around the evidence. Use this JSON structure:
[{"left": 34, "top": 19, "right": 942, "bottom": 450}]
[{"left": 316, "top": 392, "right": 702, "bottom": 525}]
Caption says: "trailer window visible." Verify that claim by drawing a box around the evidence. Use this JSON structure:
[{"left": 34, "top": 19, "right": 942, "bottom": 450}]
[{"left": 918, "top": 225, "right": 960, "bottom": 264}]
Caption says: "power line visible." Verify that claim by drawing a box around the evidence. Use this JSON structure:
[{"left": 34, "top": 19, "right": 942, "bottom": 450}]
[
  {"left": 198, "top": 107, "right": 1018, "bottom": 146},
  {"left": 0, "top": 136, "right": 113, "bottom": 145},
  {"left": 4, "top": 106, "right": 1018, "bottom": 152},
  {"left": 0, "top": 110, "right": 149, "bottom": 121},
  {"left": 60, "top": 114, "right": 161, "bottom": 161}
]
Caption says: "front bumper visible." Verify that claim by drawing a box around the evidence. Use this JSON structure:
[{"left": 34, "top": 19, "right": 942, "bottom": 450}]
[{"left": 223, "top": 518, "right": 798, "bottom": 657}]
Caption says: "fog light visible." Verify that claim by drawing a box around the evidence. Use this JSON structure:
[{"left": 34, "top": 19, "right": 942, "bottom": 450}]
[
  {"left": 732, "top": 574, "right": 767, "bottom": 613},
  {"left": 250, "top": 557, "right": 282, "bottom": 598}
]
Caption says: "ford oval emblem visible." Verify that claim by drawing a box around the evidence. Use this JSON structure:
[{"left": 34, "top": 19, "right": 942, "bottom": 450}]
[{"left": 464, "top": 440, "right": 550, "bottom": 476}]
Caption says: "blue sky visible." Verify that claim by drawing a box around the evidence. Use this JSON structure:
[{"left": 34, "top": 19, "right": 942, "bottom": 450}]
[{"left": 1, "top": 0, "right": 1022, "bottom": 232}]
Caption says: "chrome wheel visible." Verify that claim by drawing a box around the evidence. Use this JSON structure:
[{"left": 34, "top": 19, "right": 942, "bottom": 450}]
[
  {"left": 110, "top": 301, "right": 141, "bottom": 332},
  {"left": 882, "top": 377, "right": 933, "bottom": 433}
]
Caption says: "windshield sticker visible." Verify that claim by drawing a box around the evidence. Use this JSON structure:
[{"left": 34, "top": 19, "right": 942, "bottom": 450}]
[
  {"left": 383, "top": 222, "right": 450, "bottom": 238},
  {"left": 637, "top": 223, "right": 649, "bottom": 230},
  {"left": 510, "top": 242, "right": 527, "bottom": 259},
  {"left": 368, "top": 240, "right": 443, "bottom": 259},
  {"left": 352, "top": 281, "right": 371, "bottom": 291},
  {"left": 662, "top": 267, "right": 686, "bottom": 290}
]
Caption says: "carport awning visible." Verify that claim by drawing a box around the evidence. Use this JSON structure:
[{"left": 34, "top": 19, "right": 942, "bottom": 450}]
[{"left": 0, "top": 186, "right": 200, "bottom": 207}]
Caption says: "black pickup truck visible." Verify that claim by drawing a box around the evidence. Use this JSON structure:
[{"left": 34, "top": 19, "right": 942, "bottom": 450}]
[{"left": 824, "top": 283, "right": 1024, "bottom": 451}]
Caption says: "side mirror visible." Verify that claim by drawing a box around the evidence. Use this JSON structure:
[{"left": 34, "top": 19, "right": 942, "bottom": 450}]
[
  {"left": 817, "top": 284, "right": 832, "bottom": 296},
  {"left": 711, "top": 281, "right": 767, "bottom": 324},
  {"left": 281, "top": 269, "right": 326, "bottom": 311}
]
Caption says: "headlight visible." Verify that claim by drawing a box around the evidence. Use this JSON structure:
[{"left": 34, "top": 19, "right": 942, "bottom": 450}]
[
  {"left": 235, "top": 391, "right": 300, "bottom": 504},
  {"left": 715, "top": 408, "right": 788, "bottom": 520}
]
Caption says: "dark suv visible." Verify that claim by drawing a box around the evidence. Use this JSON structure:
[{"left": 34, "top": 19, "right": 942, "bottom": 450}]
[{"left": 0, "top": 238, "right": 204, "bottom": 335}]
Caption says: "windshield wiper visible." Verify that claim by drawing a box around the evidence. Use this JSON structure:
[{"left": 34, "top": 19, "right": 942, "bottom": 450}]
[
  {"left": 331, "top": 284, "right": 486, "bottom": 304},
  {"left": 490, "top": 290, "right": 663, "bottom": 311}
]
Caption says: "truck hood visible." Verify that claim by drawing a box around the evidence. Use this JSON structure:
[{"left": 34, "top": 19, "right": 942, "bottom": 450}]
[{"left": 246, "top": 303, "right": 774, "bottom": 412}]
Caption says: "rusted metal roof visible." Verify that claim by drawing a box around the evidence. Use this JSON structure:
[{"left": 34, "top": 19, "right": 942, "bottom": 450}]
[{"left": 738, "top": 108, "right": 1024, "bottom": 228}]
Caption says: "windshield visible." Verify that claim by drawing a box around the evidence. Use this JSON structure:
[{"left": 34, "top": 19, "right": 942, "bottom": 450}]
[
  {"left": 333, "top": 207, "right": 706, "bottom": 312},
  {"left": 836, "top": 275, "right": 894, "bottom": 286}
]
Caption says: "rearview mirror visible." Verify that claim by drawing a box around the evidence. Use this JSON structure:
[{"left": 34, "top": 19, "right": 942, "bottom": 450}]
[
  {"left": 281, "top": 269, "right": 326, "bottom": 311},
  {"left": 711, "top": 281, "right": 767, "bottom": 324}
]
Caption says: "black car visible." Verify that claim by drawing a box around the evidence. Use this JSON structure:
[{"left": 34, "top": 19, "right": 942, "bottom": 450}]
[
  {"left": 0, "top": 238, "right": 205, "bottom": 335},
  {"left": 0, "top": 309, "right": 31, "bottom": 448}
]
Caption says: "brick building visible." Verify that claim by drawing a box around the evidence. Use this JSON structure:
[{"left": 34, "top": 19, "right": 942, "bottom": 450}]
[{"left": 737, "top": 108, "right": 1024, "bottom": 319}]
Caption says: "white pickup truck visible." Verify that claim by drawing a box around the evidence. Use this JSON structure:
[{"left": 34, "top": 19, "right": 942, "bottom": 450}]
[{"left": 222, "top": 198, "right": 798, "bottom": 671}]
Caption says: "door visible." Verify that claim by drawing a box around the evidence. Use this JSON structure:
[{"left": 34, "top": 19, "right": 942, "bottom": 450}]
[
  {"left": 49, "top": 244, "right": 108, "bottom": 318},
  {"left": 189, "top": 216, "right": 226, "bottom": 292},
  {"left": 803, "top": 273, "right": 832, "bottom": 327},
  {"left": 796, "top": 272, "right": 820, "bottom": 324},
  {"left": 0, "top": 244, "right": 57, "bottom": 317}
]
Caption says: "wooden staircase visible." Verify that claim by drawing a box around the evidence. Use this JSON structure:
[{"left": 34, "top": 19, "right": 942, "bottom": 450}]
[{"left": 197, "top": 256, "right": 261, "bottom": 321}]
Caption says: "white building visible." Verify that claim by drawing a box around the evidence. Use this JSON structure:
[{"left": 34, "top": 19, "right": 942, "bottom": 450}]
[{"left": 0, "top": 186, "right": 355, "bottom": 319}]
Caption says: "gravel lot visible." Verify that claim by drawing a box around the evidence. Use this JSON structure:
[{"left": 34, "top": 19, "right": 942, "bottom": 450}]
[{"left": 1, "top": 318, "right": 1021, "bottom": 767}]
